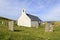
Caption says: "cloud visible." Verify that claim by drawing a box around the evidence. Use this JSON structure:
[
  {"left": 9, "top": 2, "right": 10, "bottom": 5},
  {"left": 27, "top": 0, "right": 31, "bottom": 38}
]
[
  {"left": 44, "top": 4, "right": 60, "bottom": 21},
  {"left": 0, "top": 0, "right": 45, "bottom": 19},
  {"left": 0, "top": 0, "right": 60, "bottom": 21},
  {"left": 0, "top": 0, "right": 21, "bottom": 19}
]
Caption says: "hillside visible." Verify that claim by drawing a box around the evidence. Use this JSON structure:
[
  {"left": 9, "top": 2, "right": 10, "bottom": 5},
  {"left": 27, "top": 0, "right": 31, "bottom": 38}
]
[{"left": 0, "top": 17, "right": 60, "bottom": 40}]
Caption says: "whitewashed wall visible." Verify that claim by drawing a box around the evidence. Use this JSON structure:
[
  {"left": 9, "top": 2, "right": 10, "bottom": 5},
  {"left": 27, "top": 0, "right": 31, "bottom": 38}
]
[
  {"left": 31, "top": 21, "right": 38, "bottom": 27},
  {"left": 17, "top": 14, "right": 31, "bottom": 27}
]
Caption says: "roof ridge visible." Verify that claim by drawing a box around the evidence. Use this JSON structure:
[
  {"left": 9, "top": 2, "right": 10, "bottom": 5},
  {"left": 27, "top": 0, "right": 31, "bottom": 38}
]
[{"left": 26, "top": 13, "right": 41, "bottom": 21}]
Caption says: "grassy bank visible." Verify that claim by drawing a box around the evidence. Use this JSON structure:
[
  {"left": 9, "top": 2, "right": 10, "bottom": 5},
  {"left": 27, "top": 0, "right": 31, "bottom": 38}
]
[{"left": 0, "top": 24, "right": 60, "bottom": 40}]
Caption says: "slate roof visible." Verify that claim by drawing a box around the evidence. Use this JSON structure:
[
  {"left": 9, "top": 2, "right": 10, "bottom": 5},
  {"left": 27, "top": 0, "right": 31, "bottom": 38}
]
[{"left": 26, "top": 14, "right": 41, "bottom": 21}]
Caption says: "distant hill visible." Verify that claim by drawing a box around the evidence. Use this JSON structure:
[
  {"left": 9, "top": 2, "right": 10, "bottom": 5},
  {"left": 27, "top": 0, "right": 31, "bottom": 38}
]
[{"left": 0, "top": 16, "right": 15, "bottom": 21}]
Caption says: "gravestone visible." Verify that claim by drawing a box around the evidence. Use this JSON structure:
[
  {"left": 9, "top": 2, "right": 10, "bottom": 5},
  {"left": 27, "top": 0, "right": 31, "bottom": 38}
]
[
  {"left": 2, "top": 21, "right": 4, "bottom": 24},
  {"left": 9, "top": 21, "right": 14, "bottom": 31},
  {"left": 45, "top": 22, "right": 54, "bottom": 32}
]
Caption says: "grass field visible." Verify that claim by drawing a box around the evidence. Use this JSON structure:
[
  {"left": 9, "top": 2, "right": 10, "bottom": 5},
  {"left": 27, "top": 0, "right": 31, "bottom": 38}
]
[{"left": 0, "top": 23, "right": 60, "bottom": 40}]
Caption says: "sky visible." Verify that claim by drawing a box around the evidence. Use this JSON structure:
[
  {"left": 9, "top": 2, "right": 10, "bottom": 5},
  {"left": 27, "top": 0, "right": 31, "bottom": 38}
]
[{"left": 0, "top": 0, "right": 60, "bottom": 21}]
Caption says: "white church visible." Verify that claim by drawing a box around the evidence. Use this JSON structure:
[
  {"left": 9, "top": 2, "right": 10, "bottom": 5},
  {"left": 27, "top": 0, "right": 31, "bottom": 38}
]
[{"left": 17, "top": 8, "right": 42, "bottom": 27}]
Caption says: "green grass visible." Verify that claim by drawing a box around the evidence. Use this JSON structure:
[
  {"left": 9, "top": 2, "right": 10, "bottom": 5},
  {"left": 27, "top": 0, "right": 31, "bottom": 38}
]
[{"left": 0, "top": 24, "right": 60, "bottom": 40}]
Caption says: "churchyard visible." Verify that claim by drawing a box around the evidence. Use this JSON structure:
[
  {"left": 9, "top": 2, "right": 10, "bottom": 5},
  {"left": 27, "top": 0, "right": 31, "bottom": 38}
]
[{"left": 0, "top": 18, "right": 60, "bottom": 40}]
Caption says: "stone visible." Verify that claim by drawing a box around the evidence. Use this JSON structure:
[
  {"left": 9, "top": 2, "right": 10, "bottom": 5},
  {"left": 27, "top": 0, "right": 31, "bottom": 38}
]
[
  {"left": 9, "top": 21, "right": 14, "bottom": 31},
  {"left": 45, "top": 22, "right": 54, "bottom": 32}
]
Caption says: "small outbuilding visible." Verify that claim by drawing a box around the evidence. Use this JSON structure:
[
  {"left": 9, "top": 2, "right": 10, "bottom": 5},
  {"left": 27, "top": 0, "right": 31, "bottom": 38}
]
[{"left": 17, "top": 8, "right": 42, "bottom": 27}]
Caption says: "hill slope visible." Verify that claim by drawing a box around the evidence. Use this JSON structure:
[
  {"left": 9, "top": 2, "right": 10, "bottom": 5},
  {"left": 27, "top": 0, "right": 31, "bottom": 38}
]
[
  {"left": 0, "top": 17, "right": 60, "bottom": 40},
  {"left": 0, "top": 24, "right": 60, "bottom": 40}
]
